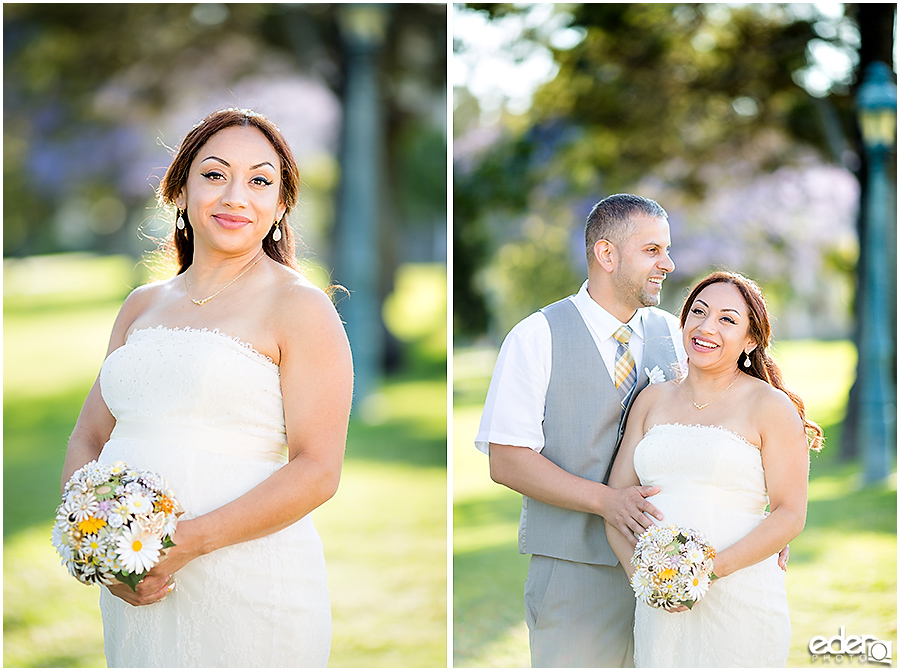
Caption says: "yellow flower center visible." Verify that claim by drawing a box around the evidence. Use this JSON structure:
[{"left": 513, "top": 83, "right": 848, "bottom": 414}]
[{"left": 132, "top": 540, "right": 143, "bottom": 552}]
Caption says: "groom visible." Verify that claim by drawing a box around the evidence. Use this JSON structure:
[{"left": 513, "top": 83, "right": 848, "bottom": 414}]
[{"left": 475, "top": 194, "right": 685, "bottom": 667}]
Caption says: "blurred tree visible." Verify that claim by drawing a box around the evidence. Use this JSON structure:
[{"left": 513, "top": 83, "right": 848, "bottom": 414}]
[
  {"left": 4, "top": 3, "right": 447, "bottom": 395},
  {"left": 4, "top": 3, "right": 446, "bottom": 256},
  {"left": 453, "top": 3, "right": 883, "bottom": 343}
]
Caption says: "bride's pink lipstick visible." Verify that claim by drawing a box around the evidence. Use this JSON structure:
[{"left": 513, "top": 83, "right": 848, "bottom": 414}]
[
  {"left": 691, "top": 336, "right": 720, "bottom": 353},
  {"left": 213, "top": 214, "right": 252, "bottom": 230}
]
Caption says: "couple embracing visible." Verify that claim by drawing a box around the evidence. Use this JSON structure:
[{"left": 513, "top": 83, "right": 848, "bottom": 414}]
[{"left": 476, "top": 194, "right": 823, "bottom": 667}]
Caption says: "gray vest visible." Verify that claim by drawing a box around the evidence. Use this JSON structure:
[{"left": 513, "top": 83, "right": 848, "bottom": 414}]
[{"left": 517, "top": 298, "right": 680, "bottom": 565}]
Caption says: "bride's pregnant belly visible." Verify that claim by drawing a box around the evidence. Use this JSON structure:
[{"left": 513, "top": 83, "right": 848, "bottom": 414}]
[
  {"left": 645, "top": 492, "right": 767, "bottom": 553},
  {"left": 99, "top": 436, "right": 284, "bottom": 520}
]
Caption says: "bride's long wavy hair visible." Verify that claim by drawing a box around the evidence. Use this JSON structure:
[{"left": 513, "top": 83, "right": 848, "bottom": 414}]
[
  {"left": 157, "top": 108, "right": 301, "bottom": 274},
  {"left": 680, "top": 271, "right": 824, "bottom": 451}
]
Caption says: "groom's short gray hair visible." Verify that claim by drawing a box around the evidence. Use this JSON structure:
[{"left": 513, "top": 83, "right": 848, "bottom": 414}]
[{"left": 585, "top": 194, "right": 668, "bottom": 266}]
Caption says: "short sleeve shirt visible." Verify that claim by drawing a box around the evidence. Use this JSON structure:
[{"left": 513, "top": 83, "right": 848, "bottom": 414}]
[{"left": 475, "top": 281, "right": 685, "bottom": 454}]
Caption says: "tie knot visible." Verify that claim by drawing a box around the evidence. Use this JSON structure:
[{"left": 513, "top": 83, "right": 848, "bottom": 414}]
[{"left": 613, "top": 325, "right": 633, "bottom": 345}]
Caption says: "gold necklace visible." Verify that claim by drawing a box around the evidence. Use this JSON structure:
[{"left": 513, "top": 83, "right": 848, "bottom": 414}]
[
  {"left": 682, "top": 372, "right": 740, "bottom": 410},
  {"left": 184, "top": 251, "right": 264, "bottom": 306}
]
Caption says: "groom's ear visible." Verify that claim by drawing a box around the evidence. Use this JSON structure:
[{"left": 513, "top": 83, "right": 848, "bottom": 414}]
[{"left": 593, "top": 239, "right": 617, "bottom": 273}]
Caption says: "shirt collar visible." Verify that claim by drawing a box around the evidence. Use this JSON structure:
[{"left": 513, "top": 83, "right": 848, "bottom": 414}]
[{"left": 574, "top": 280, "right": 646, "bottom": 342}]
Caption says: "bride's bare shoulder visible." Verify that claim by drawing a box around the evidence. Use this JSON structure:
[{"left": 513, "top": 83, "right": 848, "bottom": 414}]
[
  {"left": 267, "top": 265, "right": 347, "bottom": 344},
  {"left": 113, "top": 276, "right": 180, "bottom": 334},
  {"left": 637, "top": 378, "right": 680, "bottom": 404}
]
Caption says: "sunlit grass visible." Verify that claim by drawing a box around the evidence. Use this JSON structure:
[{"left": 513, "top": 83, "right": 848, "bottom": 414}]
[
  {"left": 453, "top": 340, "right": 896, "bottom": 668},
  {"left": 3, "top": 253, "right": 447, "bottom": 668}
]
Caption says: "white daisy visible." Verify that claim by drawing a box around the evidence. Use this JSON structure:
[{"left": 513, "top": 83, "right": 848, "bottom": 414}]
[
  {"left": 116, "top": 526, "right": 162, "bottom": 574},
  {"left": 631, "top": 569, "right": 654, "bottom": 602},
  {"left": 684, "top": 545, "right": 705, "bottom": 564},
  {"left": 686, "top": 573, "right": 710, "bottom": 601},
  {"left": 124, "top": 492, "right": 154, "bottom": 516},
  {"left": 66, "top": 491, "right": 99, "bottom": 523},
  {"left": 162, "top": 514, "right": 178, "bottom": 538},
  {"left": 80, "top": 534, "right": 102, "bottom": 557}
]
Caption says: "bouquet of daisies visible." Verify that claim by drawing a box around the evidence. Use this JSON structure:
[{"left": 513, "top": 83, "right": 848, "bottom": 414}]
[
  {"left": 630, "top": 523, "right": 717, "bottom": 610},
  {"left": 53, "top": 460, "right": 183, "bottom": 590}
]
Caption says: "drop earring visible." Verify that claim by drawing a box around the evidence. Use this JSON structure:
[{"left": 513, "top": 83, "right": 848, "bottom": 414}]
[
  {"left": 743, "top": 352, "right": 752, "bottom": 368},
  {"left": 176, "top": 210, "right": 186, "bottom": 230},
  {"left": 272, "top": 220, "right": 282, "bottom": 242}
]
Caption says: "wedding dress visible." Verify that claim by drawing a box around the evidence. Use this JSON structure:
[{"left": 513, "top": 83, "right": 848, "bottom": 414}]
[
  {"left": 632, "top": 423, "right": 790, "bottom": 667},
  {"left": 97, "top": 326, "right": 331, "bottom": 668}
]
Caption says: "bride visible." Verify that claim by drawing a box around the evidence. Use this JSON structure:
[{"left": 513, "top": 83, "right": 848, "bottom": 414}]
[
  {"left": 606, "top": 271, "right": 822, "bottom": 667},
  {"left": 59, "top": 108, "right": 353, "bottom": 667}
]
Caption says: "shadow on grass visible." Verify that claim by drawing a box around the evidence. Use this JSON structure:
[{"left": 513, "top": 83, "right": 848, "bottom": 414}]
[
  {"left": 454, "top": 490, "right": 528, "bottom": 665},
  {"left": 345, "top": 417, "right": 446, "bottom": 469},
  {"left": 345, "top": 368, "right": 447, "bottom": 469},
  {"left": 454, "top": 543, "right": 529, "bottom": 667}
]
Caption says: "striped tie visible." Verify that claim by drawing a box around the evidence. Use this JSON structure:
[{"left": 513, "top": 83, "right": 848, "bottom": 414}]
[{"left": 613, "top": 325, "right": 636, "bottom": 405}]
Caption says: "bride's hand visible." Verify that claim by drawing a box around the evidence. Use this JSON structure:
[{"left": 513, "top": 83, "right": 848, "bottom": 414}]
[
  {"left": 662, "top": 604, "right": 689, "bottom": 614},
  {"left": 777, "top": 544, "right": 790, "bottom": 570},
  {"left": 105, "top": 571, "right": 173, "bottom": 607},
  {"left": 104, "top": 519, "right": 202, "bottom": 606}
]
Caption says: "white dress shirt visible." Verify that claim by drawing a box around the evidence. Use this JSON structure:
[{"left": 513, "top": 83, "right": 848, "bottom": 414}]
[{"left": 475, "top": 281, "right": 686, "bottom": 454}]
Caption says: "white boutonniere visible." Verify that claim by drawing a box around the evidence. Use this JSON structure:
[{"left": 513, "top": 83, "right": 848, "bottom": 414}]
[{"left": 645, "top": 366, "right": 666, "bottom": 384}]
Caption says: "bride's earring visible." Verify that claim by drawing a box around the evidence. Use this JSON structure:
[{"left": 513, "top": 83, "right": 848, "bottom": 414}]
[
  {"left": 176, "top": 210, "right": 186, "bottom": 230},
  {"left": 743, "top": 352, "right": 752, "bottom": 368},
  {"left": 272, "top": 219, "right": 282, "bottom": 242}
]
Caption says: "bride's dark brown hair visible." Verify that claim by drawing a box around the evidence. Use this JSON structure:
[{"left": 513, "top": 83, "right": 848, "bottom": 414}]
[
  {"left": 158, "top": 108, "right": 300, "bottom": 273},
  {"left": 680, "top": 271, "right": 824, "bottom": 451}
]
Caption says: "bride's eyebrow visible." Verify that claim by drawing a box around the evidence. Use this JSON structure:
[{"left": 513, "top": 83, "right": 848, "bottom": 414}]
[{"left": 199, "top": 157, "right": 275, "bottom": 171}]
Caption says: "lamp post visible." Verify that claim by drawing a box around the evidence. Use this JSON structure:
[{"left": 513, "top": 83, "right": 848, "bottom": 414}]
[{"left": 854, "top": 61, "right": 897, "bottom": 485}]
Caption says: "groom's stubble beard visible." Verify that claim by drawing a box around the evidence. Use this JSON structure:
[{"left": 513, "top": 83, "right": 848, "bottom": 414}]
[{"left": 613, "top": 266, "right": 662, "bottom": 310}]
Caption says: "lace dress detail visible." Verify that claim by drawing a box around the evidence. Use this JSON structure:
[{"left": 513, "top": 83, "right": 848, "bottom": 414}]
[
  {"left": 632, "top": 424, "right": 790, "bottom": 668},
  {"left": 97, "top": 326, "right": 331, "bottom": 668}
]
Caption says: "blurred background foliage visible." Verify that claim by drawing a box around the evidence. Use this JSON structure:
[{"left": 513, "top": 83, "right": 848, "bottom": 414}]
[
  {"left": 452, "top": 5, "right": 896, "bottom": 666},
  {"left": 4, "top": 3, "right": 448, "bottom": 667},
  {"left": 453, "top": 2, "right": 896, "bottom": 461},
  {"left": 4, "top": 2, "right": 448, "bottom": 385}
]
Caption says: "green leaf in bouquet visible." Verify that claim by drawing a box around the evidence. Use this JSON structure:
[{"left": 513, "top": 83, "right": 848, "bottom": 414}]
[
  {"left": 114, "top": 570, "right": 147, "bottom": 592},
  {"left": 683, "top": 599, "right": 696, "bottom": 610},
  {"left": 162, "top": 536, "right": 176, "bottom": 549}
]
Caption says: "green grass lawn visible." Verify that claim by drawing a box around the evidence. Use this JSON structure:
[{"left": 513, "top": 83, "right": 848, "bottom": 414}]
[
  {"left": 453, "top": 339, "right": 897, "bottom": 668},
  {"left": 3, "top": 254, "right": 447, "bottom": 668}
]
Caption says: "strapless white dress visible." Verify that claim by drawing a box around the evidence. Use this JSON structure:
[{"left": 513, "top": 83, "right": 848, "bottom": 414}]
[
  {"left": 632, "top": 423, "right": 790, "bottom": 667},
  {"left": 97, "top": 326, "right": 331, "bottom": 668}
]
